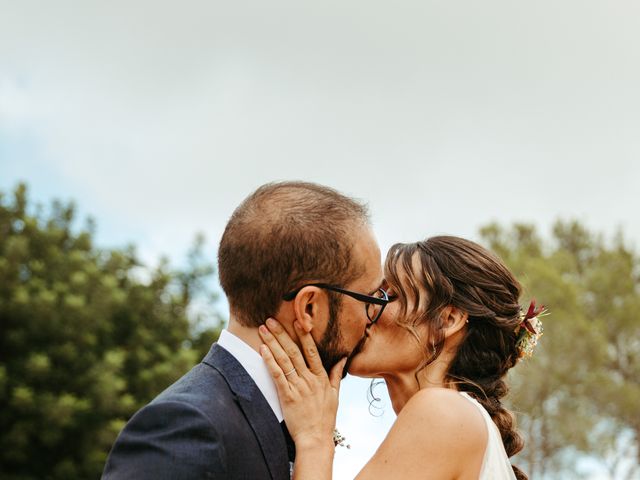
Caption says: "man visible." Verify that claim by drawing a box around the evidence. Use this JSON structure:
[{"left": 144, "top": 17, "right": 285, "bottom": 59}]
[{"left": 102, "top": 181, "right": 385, "bottom": 479}]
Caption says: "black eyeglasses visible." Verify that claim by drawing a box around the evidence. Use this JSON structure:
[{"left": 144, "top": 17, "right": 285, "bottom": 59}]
[{"left": 282, "top": 283, "right": 390, "bottom": 324}]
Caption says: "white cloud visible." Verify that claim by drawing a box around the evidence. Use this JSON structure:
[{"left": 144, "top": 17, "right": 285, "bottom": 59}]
[{"left": 2, "top": 1, "right": 640, "bottom": 258}]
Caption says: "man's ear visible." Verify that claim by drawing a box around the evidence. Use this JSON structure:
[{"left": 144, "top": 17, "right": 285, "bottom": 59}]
[
  {"left": 441, "top": 305, "right": 468, "bottom": 338},
  {"left": 292, "top": 286, "right": 328, "bottom": 334}
]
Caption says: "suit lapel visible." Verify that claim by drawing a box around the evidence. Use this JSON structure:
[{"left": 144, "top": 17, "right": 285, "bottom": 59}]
[{"left": 204, "top": 344, "right": 290, "bottom": 480}]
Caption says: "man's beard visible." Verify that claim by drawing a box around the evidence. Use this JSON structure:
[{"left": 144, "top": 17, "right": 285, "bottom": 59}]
[
  {"left": 317, "top": 294, "right": 367, "bottom": 378},
  {"left": 317, "top": 295, "right": 345, "bottom": 373}
]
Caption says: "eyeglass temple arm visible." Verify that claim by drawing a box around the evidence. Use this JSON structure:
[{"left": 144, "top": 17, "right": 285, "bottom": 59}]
[{"left": 283, "top": 283, "right": 388, "bottom": 305}]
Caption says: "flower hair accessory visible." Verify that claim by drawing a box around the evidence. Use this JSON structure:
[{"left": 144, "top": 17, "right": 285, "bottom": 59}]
[{"left": 515, "top": 300, "right": 546, "bottom": 359}]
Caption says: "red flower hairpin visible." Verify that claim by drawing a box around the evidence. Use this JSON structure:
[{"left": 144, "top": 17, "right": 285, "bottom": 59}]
[{"left": 515, "top": 300, "right": 546, "bottom": 358}]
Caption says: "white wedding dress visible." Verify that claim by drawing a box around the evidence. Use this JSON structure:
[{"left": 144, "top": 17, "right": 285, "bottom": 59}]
[{"left": 459, "top": 392, "right": 517, "bottom": 480}]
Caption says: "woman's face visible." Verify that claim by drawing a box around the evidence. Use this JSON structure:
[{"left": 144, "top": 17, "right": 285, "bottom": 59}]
[{"left": 347, "top": 257, "right": 428, "bottom": 378}]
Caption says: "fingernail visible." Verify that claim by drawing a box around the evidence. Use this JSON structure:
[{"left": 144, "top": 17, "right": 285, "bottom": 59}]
[
  {"left": 259, "top": 325, "right": 268, "bottom": 335},
  {"left": 266, "top": 318, "right": 277, "bottom": 328}
]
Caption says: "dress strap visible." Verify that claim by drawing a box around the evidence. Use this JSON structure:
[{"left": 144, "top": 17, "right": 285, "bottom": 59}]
[{"left": 458, "top": 392, "right": 517, "bottom": 480}]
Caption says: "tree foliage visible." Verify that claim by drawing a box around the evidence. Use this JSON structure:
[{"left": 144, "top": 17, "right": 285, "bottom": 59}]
[
  {"left": 0, "top": 184, "right": 222, "bottom": 479},
  {"left": 481, "top": 222, "right": 640, "bottom": 479},
  {"left": 1, "top": 183, "right": 638, "bottom": 479}
]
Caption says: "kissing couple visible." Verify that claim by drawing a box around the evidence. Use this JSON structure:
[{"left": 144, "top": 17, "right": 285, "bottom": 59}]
[{"left": 103, "top": 181, "right": 544, "bottom": 480}]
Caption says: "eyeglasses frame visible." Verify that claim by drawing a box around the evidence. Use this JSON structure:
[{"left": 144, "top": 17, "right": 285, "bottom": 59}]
[{"left": 282, "top": 282, "right": 390, "bottom": 324}]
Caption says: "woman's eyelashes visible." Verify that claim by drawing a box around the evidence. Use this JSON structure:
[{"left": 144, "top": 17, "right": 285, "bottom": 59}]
[
  {"left": 380, "top": 279, "right": 398, "bottom": 301},
  {"left": 385, "top": 287, "right": 398, "bottom": 301}
]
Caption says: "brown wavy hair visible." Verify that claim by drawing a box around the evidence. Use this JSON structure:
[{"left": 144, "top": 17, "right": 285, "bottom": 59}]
[{"left": 384, "top": 235, "right": 528, "bottom": 480}]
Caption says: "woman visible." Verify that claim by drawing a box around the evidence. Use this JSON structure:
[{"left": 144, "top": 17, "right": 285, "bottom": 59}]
[{"left": 258, "top": 236, "right": 544, "bottom": 480}]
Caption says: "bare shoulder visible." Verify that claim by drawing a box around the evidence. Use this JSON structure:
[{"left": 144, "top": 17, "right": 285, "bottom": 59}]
[
  {"left": 398, "top": 388, "right": 487, "bottom": 447},
  {"left": 401, "top": 387, "right": 482, "bottom": 421},
  {"left": 356, "top": 388, "right": 487, "bottom": 480}
]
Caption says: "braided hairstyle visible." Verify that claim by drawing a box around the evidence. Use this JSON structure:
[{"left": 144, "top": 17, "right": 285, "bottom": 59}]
[{"left": 384, "top": 236, "right": 528, "bottom": 480}]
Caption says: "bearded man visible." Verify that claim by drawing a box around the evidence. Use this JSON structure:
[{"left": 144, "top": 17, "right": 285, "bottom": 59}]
[{"left": 102, "top": 181, "right": 385, "bottom": 479}]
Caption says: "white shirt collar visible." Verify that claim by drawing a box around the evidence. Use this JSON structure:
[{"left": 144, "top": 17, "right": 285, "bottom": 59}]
[{"left": 217, "top": 329, "right": 284, "bottom": 423}]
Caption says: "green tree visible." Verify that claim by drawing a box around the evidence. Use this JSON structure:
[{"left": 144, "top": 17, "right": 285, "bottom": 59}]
[
  {"left": 0, "top": 184, "right": 222, "bottom": 479},
  {"left": 480, "top": 221, "right": 639, "bottom": 479}
]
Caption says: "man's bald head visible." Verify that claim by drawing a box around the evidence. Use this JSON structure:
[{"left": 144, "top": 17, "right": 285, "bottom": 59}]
[{"left": 218, "top": 181, "right": 370, "bottom": 327}]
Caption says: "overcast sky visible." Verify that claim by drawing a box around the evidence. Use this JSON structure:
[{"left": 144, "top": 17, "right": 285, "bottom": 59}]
[{"left": 1, "top": 1, "right": 638, "bottom": 477}]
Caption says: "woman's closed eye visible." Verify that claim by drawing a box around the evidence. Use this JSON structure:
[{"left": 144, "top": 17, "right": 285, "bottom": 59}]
[
  {"left": 380, "top": 280, "right": 398, "bottom": 301},
  {"left": 384, "top": 287, "right": 398, "bottom": 301}
]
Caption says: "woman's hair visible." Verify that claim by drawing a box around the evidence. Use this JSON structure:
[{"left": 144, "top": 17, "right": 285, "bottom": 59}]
[{"left": 384, "top": 235, "right": 528, "bottom": 480}]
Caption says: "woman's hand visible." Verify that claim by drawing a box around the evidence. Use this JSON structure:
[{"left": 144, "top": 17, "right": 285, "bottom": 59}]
[{"left": 259, "top": 318, "right": 346, "bottom": 452}]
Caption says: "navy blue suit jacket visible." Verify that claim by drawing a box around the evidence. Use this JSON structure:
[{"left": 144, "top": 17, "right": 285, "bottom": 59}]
[{"left": 102, "top": 344, "right": 291, "bottom": 479}]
